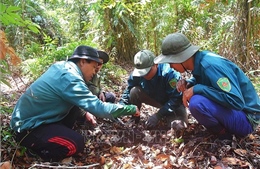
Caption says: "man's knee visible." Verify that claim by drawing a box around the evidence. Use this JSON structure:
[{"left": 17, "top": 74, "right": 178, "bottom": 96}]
[
  {"left": 129, "top": 86, "right": 142, "bottom": 98},
  {"left": 41, "top": 135, "right": 85, "bottom": 161},
  {"left": 129, "top": 86, "right": 143, "bottom": 108},
  {"left": 105, "top": 92, "right": 116, "bottom": 103},
  {"left": 189, "top": 95, "right": 209, "bottom": 117},
  {"left": 189, "top": 95, "right": 203, "bottom": 110}
]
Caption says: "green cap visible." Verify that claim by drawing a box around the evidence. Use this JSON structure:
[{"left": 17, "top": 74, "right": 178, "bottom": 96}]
[
  {"left": 97, "top": 50, "right": 109, "bottom": 64},
  {"left": 132, "top": 50, "right": 155, "bottom": 77},
  {"left": 154, "top": 33, "right": 200, "bottom": 64}
]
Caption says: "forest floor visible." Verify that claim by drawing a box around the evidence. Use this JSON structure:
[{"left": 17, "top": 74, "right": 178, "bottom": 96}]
[{"left": 0, "top": 61, "right": 260, "bottom": 169}]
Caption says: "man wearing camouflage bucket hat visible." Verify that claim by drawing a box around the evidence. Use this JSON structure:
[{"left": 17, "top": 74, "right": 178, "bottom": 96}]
[
  {"left": 119, "top": 49, "right": 188, "bottom": 129},
  {"left": 155, "top": 32, "right": 260, "bottom": 140}
]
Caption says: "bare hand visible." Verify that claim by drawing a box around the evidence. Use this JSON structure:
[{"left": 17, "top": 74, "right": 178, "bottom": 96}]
[
  {"left": 99, "top": 92, "right": 106, "bottom": 102},
  {"left": 182, "top": 87, "right": 194, "bottom": 107},
  {"left": 85, "top": 112, "right": 97, "bottom": 126},
  {"left": 176, "top": 79, "right": 188, "bottom": 92}
]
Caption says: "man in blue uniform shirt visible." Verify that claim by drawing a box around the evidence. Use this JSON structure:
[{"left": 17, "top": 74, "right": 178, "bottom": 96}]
[
  {"left": 154, "top": 32, "right": 260, "bottom": 140},
  {"left": 11, "top": 45, "right": 140, "bottom": 161},
  {"left": 119, "top": 50, "right": 188, "bottom": 129}
]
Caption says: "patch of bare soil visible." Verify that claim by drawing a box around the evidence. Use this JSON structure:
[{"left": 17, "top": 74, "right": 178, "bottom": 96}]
[{"left": 1, "top": 62, "right": 260, "bottom": 169}]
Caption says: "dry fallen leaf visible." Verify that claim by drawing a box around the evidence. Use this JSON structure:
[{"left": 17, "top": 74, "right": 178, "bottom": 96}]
[
  {"left": 222, "top": 157, "right": 251, "bottom": 167},
  {"left": 100, "top": 156, "right": 106, "bottom": 165},
  {"left": 234, "top": 149, "right": 247, "bottom": 157},
  {"left": 213, "top": 165, "right": 223, "bottom": 169},
  {"left": 0, "top": 161, "right": 12, "bottom": 169},
  {"left": 61, "top": 156, "right": 72, "bottom": 164},
  {"left": 210, "top": 156, "right": 218, "bottom": 165},
  {"left": 163, "top": 160, "right": 172, "bottom": 168},
  {"left": 1, "top": 61, "right": 260, "bottom": 169},
  {"left": 110, "top": 146, "right": 123, "bottom": 154},
  {"left": 156, "top": 154, "right": 169, "bottom": 162},
  {"left": 122, "top": 163, "right": 132, "bottom": 169}
]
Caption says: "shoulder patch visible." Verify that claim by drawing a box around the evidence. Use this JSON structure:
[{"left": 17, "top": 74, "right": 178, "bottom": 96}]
[
  {"left": 217, "top": 77, "right": 231, "bottom": 92},
  {"left": 169, "top": 79, "right": 177, "bottom": 88}
]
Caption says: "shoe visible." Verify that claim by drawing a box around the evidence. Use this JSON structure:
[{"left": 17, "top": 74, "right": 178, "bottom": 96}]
[
  {"left": 168, "top": 119, "right": 187, "bottom": 130},
  {"left": 166, "top": 105, "right": 188, "bottom": 128}
]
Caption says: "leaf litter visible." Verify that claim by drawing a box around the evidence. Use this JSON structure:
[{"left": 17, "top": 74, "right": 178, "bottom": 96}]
[{"left": 1, "top": 62, "right": 260, "bottom": 169}]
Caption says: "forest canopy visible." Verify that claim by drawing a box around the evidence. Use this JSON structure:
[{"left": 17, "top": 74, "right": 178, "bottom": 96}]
[{"left": 0, "top": 0, "right": 259, "bottom": 90}]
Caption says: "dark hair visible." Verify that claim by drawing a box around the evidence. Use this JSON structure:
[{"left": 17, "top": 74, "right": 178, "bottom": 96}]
[{"left": 70, "top": 58, "right": 80, "bottom": 64}]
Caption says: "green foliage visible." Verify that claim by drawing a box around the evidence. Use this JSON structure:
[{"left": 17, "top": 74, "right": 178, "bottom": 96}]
[
  {"left": 100, "top": 62, "right": 128, "bottom": 91},
  {"left": 1, "top": 125, "right": 16, "bottom": 147},
  {"left": 20, "top": 38, "right": 127, "bottom": 86},
  {"left": 23, "top": 42, "right": 42, "bottom": 59},
  {"left": 0, "top": 2, "right": 40, "bottom": 87},
  {"left": 87, "top": 0, "right": 140, "bottom": 61},
  {"left": 2, "top": 0, "right": 259, "bottom": 87},
  {"left": 0, "top": 110, "right": 27, "bottom": 161},
  {"left": 0, "top": 101, "right": 16, "bottom": 154},
  {"left": 0, "top": 60, "right": 12, "bottom": 87},
  {"left": 246, "top": 70, "right": 260, "bottom": 94},
  {"left": 20, "top": 40, "right": 95, "bottom": 81},
  {"left": 0, "top": 3, "right": 40, "bottom": 33}
]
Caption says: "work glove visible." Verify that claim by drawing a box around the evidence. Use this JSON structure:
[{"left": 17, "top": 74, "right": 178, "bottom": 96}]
[{"left": 146, "top": 113, "right": 160, "bottom": 129}]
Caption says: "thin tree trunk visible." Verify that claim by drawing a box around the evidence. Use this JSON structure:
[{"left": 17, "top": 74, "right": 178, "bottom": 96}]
[{"left": 246, "top": 0, "right": 251, "bottom": 67}]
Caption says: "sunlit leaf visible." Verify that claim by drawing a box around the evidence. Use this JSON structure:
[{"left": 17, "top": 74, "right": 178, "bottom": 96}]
[
  {"left": 0, "top": 3, "right": 7, "bottom": 12},
  {"left": 1, "top": 13, "right": 11, "bottom": 25},
  {"left": 0, "top": 79, "right": 11, "bottom": 87},
  {"left": 3, "top": 13, "right": 17, "bottom": 24},
  {"left": 8, "top": 13, "right": 25, "bottom": 26},
  {"left": 6, "top": 6, "right": 20, "bottom": 13},
  {"left": 173, "top": 138, "right": 184, "bottom": 143},
  {"left": 28, "top": 25, "right": 40, "bottom": 33}
]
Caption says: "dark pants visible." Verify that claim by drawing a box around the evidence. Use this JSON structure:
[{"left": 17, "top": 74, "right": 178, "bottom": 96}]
[
  {"left": 129, "top": 86, "right": 162, "bottom": 109},
  {"left": 104, "top": 92, "right": 116, "bottom": 103},
  {"left": 14, "top": 107, "right": 84, "bottom": 162},
  {"left": 189, "top": 95, "right": 253, "bottom": 137},
  {"left": 129, "top": 86, "right": 187, "bottom": 122}
]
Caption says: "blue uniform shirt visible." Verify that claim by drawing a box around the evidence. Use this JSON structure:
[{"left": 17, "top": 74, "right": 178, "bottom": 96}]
[
  {"left": 190, "top": 51, "right": 260, "bottom": 128},
  {"left": 11, "top": 61, "right": 136, "bottom": 132},
  {"left": 120, "top": 63, "right": 182, "bottom": 116}
]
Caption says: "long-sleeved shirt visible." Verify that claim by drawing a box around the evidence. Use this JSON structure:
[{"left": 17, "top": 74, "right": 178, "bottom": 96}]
[
  {"left": 119, "top": 63, "right": 183, "bottom": 116},
  {"left": 11, "top": 61, "right": 136, "bottom": 132},
  {"left": 86, "top": 74, "right": 101, "bottom": 96},
  {"left": 189, "top": 50, "right": 260, "bottom": 128}
]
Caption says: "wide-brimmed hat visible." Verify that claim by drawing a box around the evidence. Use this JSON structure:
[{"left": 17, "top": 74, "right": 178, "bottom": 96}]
[
  {"left": 97, "top": 50, "right": 109, "bottom": 64},
  {"left": 154, "top": 33, "right": 200, "bottom": 64},
  {"left": 68, "top": 45, "right": 102, "bottom": 63},
  {"left": 132, "top": 50, "right": 155, "bottom": 77}
]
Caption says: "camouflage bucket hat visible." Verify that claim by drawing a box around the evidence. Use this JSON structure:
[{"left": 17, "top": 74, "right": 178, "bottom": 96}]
[
  {"left": 132, "top": 50, "right": 155, "bottom": 77},
  {"left": 154, "top": 33, "right": 200, "bottom": 64}
]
